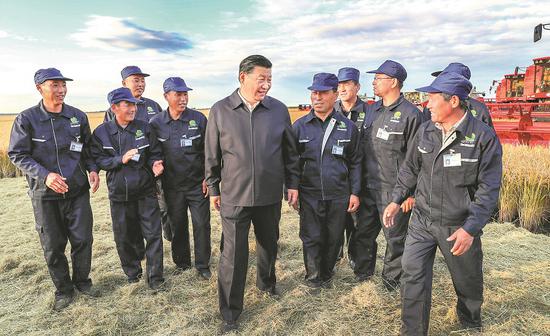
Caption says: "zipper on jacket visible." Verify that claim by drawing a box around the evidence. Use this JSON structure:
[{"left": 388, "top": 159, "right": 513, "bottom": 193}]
[
  {"left": 50, "top": 118, "right": 65, "bottom": 199},
  {"left": 249, "top": 112, "right": 255, "bottom": 203},
  {"left": 124, "top": 176, "right": 128, "bottom": 201}
]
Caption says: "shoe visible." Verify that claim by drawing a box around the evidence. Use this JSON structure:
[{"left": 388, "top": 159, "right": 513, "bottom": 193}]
[
  {"left": 53, "top": 293, "right": 74, "bottom": 311},
  {"left": 259, "top": 286, "right": 281, "bottom": 297},
  {"left": 382, "top": 278, "right": 400, "bottom": 292},
  {"left": 305, "top": 279, "right": 322, "bottom": 288},
  {"left": 198, "top": 268, "right": 212, "bottom": 280},
  {"left": 149, "top": 280, "right": 167, "bottom": 292},
  {"left": 321, "top": 278, "right": 333, "bottom": 289},
  {"left": 76, "top": 285, "right": 101, "bottom": 297},
  {"left": 354, "top": 273, "right": 372, "bottom": 283},
  {"left": 127, "top": 277, "right": 140, "bottom": 284},
  {"left": 220, "top": 320, "right": 238, "bottom": 334}
]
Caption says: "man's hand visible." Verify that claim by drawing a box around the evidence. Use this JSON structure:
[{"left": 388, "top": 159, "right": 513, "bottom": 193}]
[
  {"left": 287, "top": 188, "right": 299, "bottom": 210},
  {"left": 202, "top": 180, "right": 209, "bottom": 198},
  {"left": 347, "top": 194, "right": 360, "bottom": 213},
  {"left": 89, "top": 171, "right": 100, "bottom": 193},
  {"left": 211, "top": 196, "right": 221, "bottom": 211},
  {"left": 400, "top": 197, "right": 415, "bottom": 213},
  {"left": 383, "top": 202, "right": 401, "bottom": 228},
  {"left": 152, "top": 160, "right": 164, "bottom": 177},
  {"left": 45, "top": 172, "right": 68, "bottom": 194},
  {"left": 447, "top": 228, "right": 474, "bottom": 256},
  {"left": 122, "top": 149, "right": 138, "bottom": 164}
]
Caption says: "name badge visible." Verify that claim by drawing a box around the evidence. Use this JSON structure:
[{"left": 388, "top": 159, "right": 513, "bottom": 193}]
[
  {"left": 181, "top": 139, "right": 192, "bottom": 147},
  {"left": 131, "top": 153, "right": 141, "bottom": 162},
  {"left": 332, "top": 145, "right": 344, "bottom": 155},
  {"left": 443, "top": 153, "right": 461, "bottom": 167},
  {"left": 70, "top": 141, "right": 83, "bottom": 152},
  {"left": 376, "top": 128, "right": 390, "bottom": 141}
]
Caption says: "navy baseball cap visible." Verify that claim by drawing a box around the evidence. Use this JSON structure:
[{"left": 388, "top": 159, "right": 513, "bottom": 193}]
[
  {"left": 108, "top": 87, "right": 141, "bottom": 105},
  {"left": 337, "top": 67, "right": 360, "bottom": 82},
  {"left": 308, "top": 73, "right": 338, "bottom": 91},
  {"left": 431, "top": 62, "right": 471, "bottom": 79},
  {"left": 34, "top": 68, "right": 73, "bottom": 85},
  {"left": 163, "top": 77, "right": 193, "bottom": 93},
  {"left": 416, "top": 72, "right": 472, "bottom": 100},
  {"left": 121, "top": 66, "right": 150, "bottom": 80},
  {"left": 366, "top": 60, "right": 407, "bottom": 82}
]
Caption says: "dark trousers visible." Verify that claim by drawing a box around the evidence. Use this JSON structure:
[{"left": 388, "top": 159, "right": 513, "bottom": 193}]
[
  {"left": 218, "top": 202, "right": 281, "bottom": 322},
  {"left": 354, "top": 189, "right": 409, "bottom": 282},
  {"left": 31, "top": 191, "right": 93, "bottom": 296},
  {"left": 338, "top": 212, "right": 357, "bottom": 261},
  {"left": 109, "top": 194, "right": 164, "bottom": 284},
  {"left": 165, "top": 186, "right": 211, "bottom": 270},
  {"left": 400, "top": 211, "right": 483, "bottom": 335},
  {"left": 299, "top": 195, "right": 348, "bottom": 284}
]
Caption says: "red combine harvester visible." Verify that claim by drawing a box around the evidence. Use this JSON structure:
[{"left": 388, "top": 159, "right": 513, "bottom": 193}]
[{"left": 486, "top": 56, "right": 550, "bottom": 146}]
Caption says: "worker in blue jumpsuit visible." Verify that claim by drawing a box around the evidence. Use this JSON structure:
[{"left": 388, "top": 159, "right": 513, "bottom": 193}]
[
  {"left": 334, "top": 67, "right": 366, "bottom": 267},
  {"left": 384, "top": 72, "right": 502, "bottom": 335},
  {"left": 8, "top": 68, "right": 100, "bottom": 311},
  {"left": 149, "top": 77, "right": 212, "bottom": 280},
  {"left": 92, "top": 87, "right": 165, "bottom": 290},
  {"left": 353, "top": 60, "right": 425, "bottom": 288},
  {"left": 424, "top": 63, "right": 494, "bottom": 128},
  {"left": 293, "top": 73, "right": 361, "bottom": 288}
]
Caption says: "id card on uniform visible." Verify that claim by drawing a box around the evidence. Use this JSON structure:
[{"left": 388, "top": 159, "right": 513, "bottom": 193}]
[
  {"left": 376, "top": 128, "right": 390, "bottom": 141},
  {"left": 131, "top": 153, "right": 141, "bottom": 162},
  {"left": 70, "top": 141, "right": 83, "bottom": 152},
  {"left": 181, "top": 139, "right": 192, "bottom": 147},
  {"left": 332, "top": 145, "right": 344, "bottom": 155},
  {"left": 443, "top": 153, "right": 461, "bottom": 167}
]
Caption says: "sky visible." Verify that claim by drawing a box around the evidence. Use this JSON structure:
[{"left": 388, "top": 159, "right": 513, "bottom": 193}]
[{"left": 0, "top": 0, "right": 549, "bottom": 113}]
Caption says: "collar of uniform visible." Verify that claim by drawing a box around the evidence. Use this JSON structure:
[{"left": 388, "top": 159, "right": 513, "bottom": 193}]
[
  {"left": 229, "top": 88, "right": 271, "bottom": 110},
  {"left": 306, "top": 108, "right": 336, "bottom": 123},
  {"left": 335, "top": 97, "right": 364, "bottom": 114},
  {"left": 161, "top": 108, "right": 193, "bottom": 124},
  {"left": 106, "top": 119, "right": 138, "bottom": 135},
  {"left": 375, "top": 94, "right": 404, "bottom": 112},
  {"left": 434, "top": 110, "right": 468, "bottom": 135},
  {"left": 37, "top": 100, "right": 75, "bottom": 121}
]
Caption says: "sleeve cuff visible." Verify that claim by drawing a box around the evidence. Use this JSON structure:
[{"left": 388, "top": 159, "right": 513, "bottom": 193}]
[{"left": 209, "top": 185, "right": 220, "bottom": 196}]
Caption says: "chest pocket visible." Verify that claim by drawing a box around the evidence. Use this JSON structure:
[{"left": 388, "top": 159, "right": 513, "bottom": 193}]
[
  {"left": 458, "top": 147, "right": 480, "bottom": 186},
  {"left": 329, "top": 131, "right": 351, "bottom": 158},
  {"left": 298, "top": 136, "right": 317, "bottom": 160}
]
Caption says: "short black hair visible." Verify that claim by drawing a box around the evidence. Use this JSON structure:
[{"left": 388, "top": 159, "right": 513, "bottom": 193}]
[{"left": 239, "top": 55, "right": 272, "bottom": 75}]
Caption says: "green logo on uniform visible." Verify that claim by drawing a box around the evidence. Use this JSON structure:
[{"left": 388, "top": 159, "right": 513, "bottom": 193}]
[
  {"left": 359, "top": 112, "right": 366, "bottom": 119},
  {"left": 147, "top": 106, "right": 154, "bottom": 112},
  {"left": 135, "top": 129, "right": 143, "bottom": 138},
  {"left": 471, "top": 109, "right": 478, "bottom": 117},
  {"left": 337, "top": 121, "right": 347, "bottom": 130},
  {"left": 70, "top": 117, "right": 79, "bottom": 124},
  {"left": 189, "top": 120, "right": 197, "bottom": 127},
  {"left": 465, "top": 133, "right": 476, "bottom": 142},
  {"left": 392, "top": 111, "right": 402, "bottom": 120}
]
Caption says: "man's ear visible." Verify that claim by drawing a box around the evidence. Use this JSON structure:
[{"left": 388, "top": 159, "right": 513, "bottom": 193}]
[
  {"left": 36, "top": 83, "right": 43, "bottom": 94},
  {"left": 238, "top": 71, "right": 246, "bottom": 85},
  {"left": 122, "top": 79, "right": 127, "bottom": 87},
  {"left": 451, "top": 95, "right": 461, "bottom": 109}
]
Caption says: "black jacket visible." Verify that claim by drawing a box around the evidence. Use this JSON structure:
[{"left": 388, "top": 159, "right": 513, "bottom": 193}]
[
  {"left": 8, "top": 101, "right": 97, "bottom": 200},
  {"left": 91, "top": 119, "right": 162, "bottom": 202},
  {"left": 149, "top": 108, "right": 206, "bottom": 192},
  {"left": 293, "top": 109, "right": 361, "bottom": 200},
  {"left": 391, "top": 112, "right": 502, "bottom": 236},
  {"left": 334, "top": 97, "right": 367, "bottom": 130},
  {"left": 104, "top": 96, "right": 162, "bottom": 123}
]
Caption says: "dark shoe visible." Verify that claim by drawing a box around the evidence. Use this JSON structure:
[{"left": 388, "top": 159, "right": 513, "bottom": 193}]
[
  {"left": 321, "top": 278, "right": 333, "bottom": 289},
  {"left": 382, "top": 278, "right": 400, "bottom": 292},
  {"left": 127, "top": 277, "right": 140, "bottom": 284},
  {"left": 53, "top": 293, "right": 74, "bottom": 311},
  {"left": 354, "top": 273, "right": 372, "bottom": 283},
  {"left": 149, "top": 280, "right": 167, "bottom": 292},
  {"left": 198, "top": 268, "right": 212, "bottom": 280},
  {"left": 76, "top": 285, "right": 101, "bottom": 297},
  {"left": 173, "top": 264, "right": 192, "bottom": 275},
  {"left": 259, "top": 286, "right": 281, "bottom": 298},
  {"left": 305, "top": 279, "right": 322, "bottom": 288},
  {"left": 220, "top": 320, "right": 238, "bottom": 334}
]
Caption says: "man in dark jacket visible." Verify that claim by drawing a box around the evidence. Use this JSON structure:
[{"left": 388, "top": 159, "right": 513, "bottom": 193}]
[
  {"left": 353, "top": 60, "right": 425, "bottom": 289},
  {"left": 384, "top": 72, "right": 502, "bottom": 335},
  {"left": 293, "top": 73, "right": 361, "bottom": 288},
  {"left": 150, "top": 77, "right": 211, "bottom": 280},
  {"left": 8, "top": 68, "right": 100, "bottom": 311},
  {"left": 92, "top": 87, "right": 165, "bottom": 291},
  {"left": 205, "top": 55, "right": 300, "bottom": 333}
]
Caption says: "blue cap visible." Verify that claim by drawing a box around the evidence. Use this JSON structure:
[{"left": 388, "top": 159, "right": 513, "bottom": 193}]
[
  {"left": 337, "top": 67, "right": 360, "bottom": 82},
  {"left": 431, "top": 62, "right": 471, "bottom": 79},
  {"left": 108, "top": 87, "right": 141, "bottom": 105},
  {"left": 121, "top": 66, "right": 150, "bottom": 80},
  {"left": 416, "top": 72, "right": 472, "bottom": 100},
  {"left": 163, "top": 77, "right": 193, "bottom": 93},
  {"left": 307, "top": 73, "right": 338, "bottom": 91},
  {"left": 34, "top": 68, "right": 73, "bottom": 84},
  {"left": 366, "top": 60, "right": 407, "bottom": 82}
]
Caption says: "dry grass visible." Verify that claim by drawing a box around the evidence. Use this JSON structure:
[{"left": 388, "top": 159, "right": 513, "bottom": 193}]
[
  {"left": 498, "top": 144, "right": 550, "bottom": 232},
  {"left": 0, "top": 175, "right": 549, "bottom": 335}
]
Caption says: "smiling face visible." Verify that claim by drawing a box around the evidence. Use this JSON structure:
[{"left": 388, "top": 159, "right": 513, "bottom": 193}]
[
  {"left": 337, "top": 80, "right": 360, "bottom": 103},
  {"left": 426, "top": 92, "right": 455, "bottom": 123},
  {"left": 239, "top": 66, "right": 272, "bottom": 103},
  {"left": 311, "top": 89, "right": 338, "bottom": 115},
  {"left": 164, "top": 91, "right": 189, "bottom": 114},
  {"left": 37, "top": 80, "right": 67, "bottom": 106},
  {"left": 123, "top": 75, "right": 146, "bottom": 99},
  {"left": 112, "top": 100, "right": 137, "bottom": 125}
]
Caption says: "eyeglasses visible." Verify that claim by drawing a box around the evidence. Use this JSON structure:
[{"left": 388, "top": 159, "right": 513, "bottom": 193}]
[{"left": 373, "top": 77, "right": 394, "bottom": 82}]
